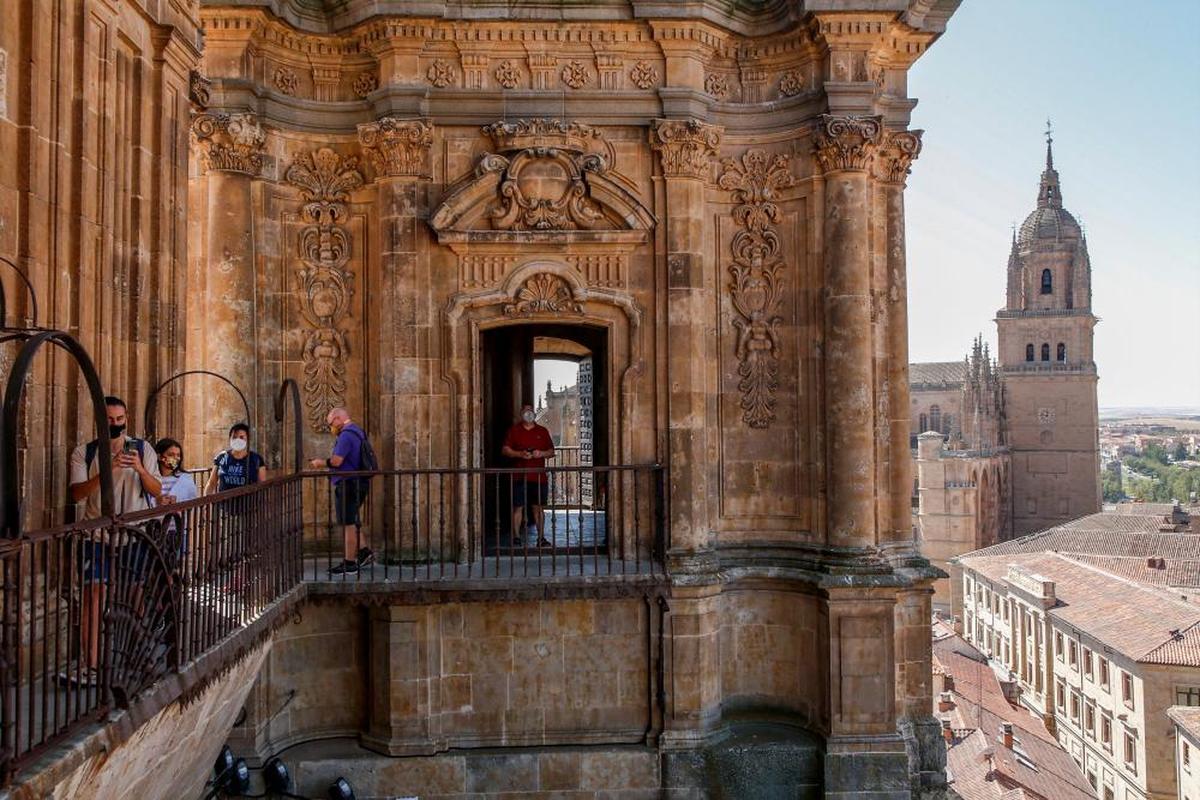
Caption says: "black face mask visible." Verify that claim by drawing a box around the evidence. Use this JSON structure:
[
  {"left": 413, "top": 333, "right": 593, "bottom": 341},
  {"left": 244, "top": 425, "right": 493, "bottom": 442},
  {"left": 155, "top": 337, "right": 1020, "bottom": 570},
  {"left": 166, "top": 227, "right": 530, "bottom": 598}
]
[{"left": 109, "top": 424, "right": 126, "bottom": 439}]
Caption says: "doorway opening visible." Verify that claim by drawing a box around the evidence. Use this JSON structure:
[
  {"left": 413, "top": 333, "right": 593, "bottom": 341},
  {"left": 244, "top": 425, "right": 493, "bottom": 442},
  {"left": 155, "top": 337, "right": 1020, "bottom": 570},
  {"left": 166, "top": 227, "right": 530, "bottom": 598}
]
[{"left": 482, "top": 324, "right": 608, "bottom": 552}]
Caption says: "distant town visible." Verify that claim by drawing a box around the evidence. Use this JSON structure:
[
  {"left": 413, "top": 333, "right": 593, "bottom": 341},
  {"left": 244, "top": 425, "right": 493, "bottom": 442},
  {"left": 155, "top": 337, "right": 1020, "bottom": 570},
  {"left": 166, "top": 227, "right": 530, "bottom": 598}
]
[{"left": 1099, "top": 409, "right": 1200, "bottom": 506}]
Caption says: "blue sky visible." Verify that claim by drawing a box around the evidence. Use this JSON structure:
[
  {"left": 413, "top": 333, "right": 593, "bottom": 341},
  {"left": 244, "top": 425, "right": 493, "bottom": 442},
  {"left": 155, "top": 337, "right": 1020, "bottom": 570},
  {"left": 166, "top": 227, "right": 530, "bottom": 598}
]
[{"left": 905, "top": 0, "right": 1200, "bottom": 409}]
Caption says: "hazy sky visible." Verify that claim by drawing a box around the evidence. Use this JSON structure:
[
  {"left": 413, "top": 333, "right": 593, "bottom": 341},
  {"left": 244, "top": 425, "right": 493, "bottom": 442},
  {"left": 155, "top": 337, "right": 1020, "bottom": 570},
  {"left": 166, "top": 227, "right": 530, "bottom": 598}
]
[{"left": 905, "top": 0, "right": 1200, "bottom": 409}]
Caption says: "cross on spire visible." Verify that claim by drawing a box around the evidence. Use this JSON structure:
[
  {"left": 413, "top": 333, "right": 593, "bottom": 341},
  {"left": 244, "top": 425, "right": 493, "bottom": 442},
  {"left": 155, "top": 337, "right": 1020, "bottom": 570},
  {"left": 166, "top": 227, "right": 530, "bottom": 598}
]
[{"left": 1044, "top": 117, "right": 1054, "bottom": 170}]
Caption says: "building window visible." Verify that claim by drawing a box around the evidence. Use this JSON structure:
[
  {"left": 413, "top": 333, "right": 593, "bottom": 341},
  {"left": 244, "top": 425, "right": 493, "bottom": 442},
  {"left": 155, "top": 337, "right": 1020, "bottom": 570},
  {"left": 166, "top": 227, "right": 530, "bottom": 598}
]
[
  {"left": 1083, "top": 647, "right": 1093, "bottom": 679},
  {"left": 1026, "top": 343, "right": 1035, "bottom": 362},
  {"left": 1057, "top": 342, "right": 1066, "bottom": 362},
  {"left": 1041, "top": 268, "right": 1053, "bottom": 294},
  {"left": 919, "top": 412, "right": 928, "bottom": 432},
  {"left": 930, "top": 405, "right": 942, "bottom": 435},
  {"left": 1099, "top": 657, "right": 1109, "bottom": 690},
  {"left": 1056, "top": 678, "right": 1066, "bottom": 711},
  {"left": 1100, "top": 711, "right": 1112, "bottom": 752},
  {"left": 1055, "top": 631, "right": 1064, "bottom": 660},
  {"left": 1070, "top": 690, "right": 1081, "bottom": 724},
  {"left": 1103, "top": 789, "right": 1113, "bottom": 800},
  {"left": 1085, "top": 699, "right": 1096, "bottom": 738},
  {"left": 1177, "top": 686, "right": 1200, "bottom": 706},
  {"left": 1041, "top": 342, "right": 1050, "bottom": 361},
  {"left": 1122, "top": 671, "right": 1134, "bottom": 709},
  {"left": 1123, "top": 730, "right": 1137, "bottom": 773},
  {"left": 1185, "top": 740, "right": 1192, "bottom": 769},
  {"left": 1069, "top": 640, "right": 1078, "bottom": 668}
]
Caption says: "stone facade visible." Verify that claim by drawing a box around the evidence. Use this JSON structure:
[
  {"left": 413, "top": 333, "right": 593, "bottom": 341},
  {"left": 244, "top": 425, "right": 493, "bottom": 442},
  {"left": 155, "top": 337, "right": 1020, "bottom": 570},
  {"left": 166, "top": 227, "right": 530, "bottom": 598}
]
[
  {"left": 0, "top": 1, "right": 965, "bottom": 797},
  {"left": 1169, "top": 706, "right": 1200, "bottom": 800}
]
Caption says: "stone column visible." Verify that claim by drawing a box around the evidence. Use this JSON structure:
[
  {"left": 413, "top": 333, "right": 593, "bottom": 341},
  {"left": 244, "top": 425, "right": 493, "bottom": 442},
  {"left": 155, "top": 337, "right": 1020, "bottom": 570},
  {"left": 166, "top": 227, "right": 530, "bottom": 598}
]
[
  {"left": 649, "top": 119, "right": 724, "bottom": 750},
  {"left": 358, "top": 117, "right": 434, "bottom": 469},
  {"left": 189, "top": 112, "right": 266, "bottom": 450},
  {"left": 877, "top": 131, "right": 923, "bottom": 548},
  {"left": 814, "top": 115, "right": 883, "bottom": 551}
]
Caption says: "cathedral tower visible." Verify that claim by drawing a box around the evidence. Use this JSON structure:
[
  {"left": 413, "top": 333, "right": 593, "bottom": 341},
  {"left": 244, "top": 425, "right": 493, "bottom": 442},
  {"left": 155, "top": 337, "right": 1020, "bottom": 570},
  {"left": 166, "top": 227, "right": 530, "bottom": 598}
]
[{"left": 996, "top": 129, "right": 1101, "bottom": 536}]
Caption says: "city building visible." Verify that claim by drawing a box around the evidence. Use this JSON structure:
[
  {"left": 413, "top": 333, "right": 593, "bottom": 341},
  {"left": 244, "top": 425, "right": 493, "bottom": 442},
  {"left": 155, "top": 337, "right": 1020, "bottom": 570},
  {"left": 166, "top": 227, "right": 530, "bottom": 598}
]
[
  {"left": 0, "top": 1, "right": 962, "bottom": 798},
  {"left": 953, "top": 503, "right": 1200, "bottom": 800},
  {"left": 1168, "top": 706, "right": 1200, "bottom": 800}
]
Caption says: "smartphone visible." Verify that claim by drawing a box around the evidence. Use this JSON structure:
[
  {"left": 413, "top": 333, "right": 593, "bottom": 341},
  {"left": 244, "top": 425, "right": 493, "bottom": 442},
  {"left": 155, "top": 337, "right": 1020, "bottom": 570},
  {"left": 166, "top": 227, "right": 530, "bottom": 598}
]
[{"left": 122, "top": 439, "right": 136, "bottom": 456}]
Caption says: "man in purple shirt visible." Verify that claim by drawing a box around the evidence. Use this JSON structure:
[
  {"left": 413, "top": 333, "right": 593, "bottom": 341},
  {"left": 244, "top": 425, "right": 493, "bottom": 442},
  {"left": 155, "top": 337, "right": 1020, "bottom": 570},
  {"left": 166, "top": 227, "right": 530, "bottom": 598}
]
[{"left": 310, "top": 407, "right": 375, "bottom": 575}]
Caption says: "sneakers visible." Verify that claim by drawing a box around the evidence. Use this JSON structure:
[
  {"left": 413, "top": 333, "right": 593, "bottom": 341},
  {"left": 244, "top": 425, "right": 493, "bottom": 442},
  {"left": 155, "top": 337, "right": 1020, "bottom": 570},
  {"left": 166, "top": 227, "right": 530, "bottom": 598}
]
[
  {"left": 536, "top": 537, "right": 552, "bottom": 548},
  {"left": 57, "top": 666, "right": 99, "bottom": 688},
  {"left": 356, "top": 548, "right": 375, "bottom": 567},
  {"left": 327, "top": 559, "right": 359, "bottom": 576}
]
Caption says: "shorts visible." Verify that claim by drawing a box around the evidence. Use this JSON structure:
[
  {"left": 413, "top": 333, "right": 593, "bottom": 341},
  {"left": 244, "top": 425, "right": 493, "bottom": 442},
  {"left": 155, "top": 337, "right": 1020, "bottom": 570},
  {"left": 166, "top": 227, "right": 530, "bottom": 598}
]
[
  {"left": 511, "top": 479, "right": 548, "bottom": 511},
  {"left": 334, "top": 479, "right": 368, "bottom": 526},
  {"left": 79, "top": 538, "right": 149, "bottom": 584}
]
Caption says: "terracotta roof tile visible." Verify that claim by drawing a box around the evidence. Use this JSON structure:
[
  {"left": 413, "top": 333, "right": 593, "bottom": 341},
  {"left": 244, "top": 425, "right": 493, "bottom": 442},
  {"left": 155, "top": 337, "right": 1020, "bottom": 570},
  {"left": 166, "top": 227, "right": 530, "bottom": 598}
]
[
  {"left": 1168, "top": 706, "right": 1200, "bottom": 740},
  {"left": 910, "top": 360, "right": 969, "bottom": 387}
]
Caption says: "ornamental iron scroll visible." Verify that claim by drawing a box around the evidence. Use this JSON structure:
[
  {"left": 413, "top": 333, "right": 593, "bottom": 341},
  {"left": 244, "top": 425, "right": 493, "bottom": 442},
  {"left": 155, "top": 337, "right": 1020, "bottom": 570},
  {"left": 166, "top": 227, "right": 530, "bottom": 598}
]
[
  {"left": 284, "top": 148, "right": 365, "bottom": 430},
  {"left": 717, "top": 149, "right": 795, "bottom": 429},
  {"left": 504, "top": 273, "right": 583, "bottom": 317}
]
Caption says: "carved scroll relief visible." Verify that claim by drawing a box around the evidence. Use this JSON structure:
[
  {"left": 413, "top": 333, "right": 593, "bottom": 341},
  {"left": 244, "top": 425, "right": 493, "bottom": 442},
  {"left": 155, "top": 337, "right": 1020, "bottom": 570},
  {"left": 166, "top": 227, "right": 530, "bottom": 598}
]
[
  {"left": 284, "top": 148, "right": 365, "bottom": 430},
  {"left": 717, "top": 150, "right": 795, "bottom": 429}
]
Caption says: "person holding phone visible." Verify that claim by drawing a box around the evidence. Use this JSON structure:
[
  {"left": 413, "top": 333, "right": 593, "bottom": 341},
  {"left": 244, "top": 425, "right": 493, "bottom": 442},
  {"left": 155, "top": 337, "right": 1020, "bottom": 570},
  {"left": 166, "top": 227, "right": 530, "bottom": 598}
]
[{"left": 500, "top": 403, "right": 555, "bottom": 547}]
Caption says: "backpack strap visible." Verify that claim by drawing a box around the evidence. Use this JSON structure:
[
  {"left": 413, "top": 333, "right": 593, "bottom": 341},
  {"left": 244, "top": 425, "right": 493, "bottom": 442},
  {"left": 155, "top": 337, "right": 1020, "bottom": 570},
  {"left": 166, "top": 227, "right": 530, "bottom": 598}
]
[{"left": 84, "top": 440, "right": 99, "bottom": 472}]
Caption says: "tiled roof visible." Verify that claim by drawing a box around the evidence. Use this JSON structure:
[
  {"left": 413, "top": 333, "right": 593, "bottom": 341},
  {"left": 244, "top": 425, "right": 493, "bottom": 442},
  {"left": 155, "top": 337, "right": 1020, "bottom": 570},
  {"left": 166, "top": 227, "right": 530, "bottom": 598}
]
[
  {"left": 1168, "top": 706, "right": 1200, "bottom": 741},
  {"left": 1066, "top": 554, "right": 1200, "bottom": 589},
  {"left": 910, "top": 361, "right": 968, "bottom": 387},
  {"left": 960, "top": 552, "right": 1200, "bottom": 665},
  {"left": 962, "top": 511, "right": 1200, "bottom": 561}
]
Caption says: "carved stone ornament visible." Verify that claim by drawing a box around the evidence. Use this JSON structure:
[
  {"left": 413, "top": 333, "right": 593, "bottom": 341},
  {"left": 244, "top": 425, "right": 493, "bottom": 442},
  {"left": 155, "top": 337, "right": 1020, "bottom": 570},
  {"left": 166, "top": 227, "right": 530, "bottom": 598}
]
[
  {"left": 875, "top": 129, "right": 923, "bottom": 184},
  {"left": 704, "top": 73, "right": 730, "bottom": 99},
  {"left": 629, "top": 61, "right": 659, "bottom": 89},
  {"left": 191, "top": 112, "right": 266, "bottom": 176},
  {"left": 494, "top": 60, "right": 521, "bottom": 89},
  {"left": 813, "top": 114, "right": 884, "bottom": 173},
  {"left": 427, "top": 59, "right": 457, "bottom": 88},
  {"left": 273, "top": 66, "right": 299, "bottom": 95},
  {"left": 357, "top": 117, "right": 434, "bottom": 179},
  {"left": 352, "top": 71, "right": 378, "bottom": 98},
  {"left": 717, "top": 149, "right": 795, "bottom": 429},
  {"left": 778, "top": 70, "right": 804, "bottom": 97},
  {"left": 504, "top": 273, "right": 583, "bottom": 317},
  {"left": 561, "top": 60, "right": 591, "bottom": 89},
  {"left": 188, "top": 70, "right": 211, "bottom": 108},
  {"left": 284, "top": 148, "right": 365, "bottom": 430},
  {"left": 649, "top": 119, "right": 723, "bottom": 180}
]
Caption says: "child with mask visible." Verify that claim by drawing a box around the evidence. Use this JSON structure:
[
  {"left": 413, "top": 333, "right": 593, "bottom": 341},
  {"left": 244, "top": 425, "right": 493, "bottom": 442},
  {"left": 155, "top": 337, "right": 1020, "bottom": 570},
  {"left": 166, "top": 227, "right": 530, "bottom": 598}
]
[
  {"left": 154, "top": 438, "right": 199, "bottom": 504},
  {"left": 205, "top": 422, "right": 267, "bottom": 494}
]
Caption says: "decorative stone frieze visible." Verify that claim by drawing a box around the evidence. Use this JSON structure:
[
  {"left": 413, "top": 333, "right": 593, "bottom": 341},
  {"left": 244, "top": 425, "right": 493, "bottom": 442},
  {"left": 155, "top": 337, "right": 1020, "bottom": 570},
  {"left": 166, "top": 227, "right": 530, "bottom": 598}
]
[
  {"left": 357, "top": 117, "right": 434, "bottom": 179},
  {"left": 284, "top": 148, "right": 365, "bottom": 430},
  {"left": 493, "top": 59, "right": 521, "bottom": 89},
  {"left": 628, "top": 60, "right": 658, "bottom": 89},
  {"left": 778, "top": 70, "right": 804, "bottom": 97},
  {"left": 813, "top": 114, "right": 884, "bottom": 173},
  {"left": 717, "top": 150, "right": 795, "bottom": 429},
  {"left": 504, "top": 273, "right": 583, "bottom": 317},
  {"left": 649, "top": 119, "right": 723, "bottom": 180},
  {"left": 191, "top": 112, "right": 266, "bottom": 176},
  {"left": 352, "top": 71, "right": 377, "bottom": 97},
  {"left": 561, "top": 60, "right": 591, "bottom": 89},
  {"left": 188, "top": 69, "right": 211, "bottom": 108},
  {"left": 875, "top": 129, "right": 924, "bottom": 184},
  {"left": 704, "top": 72, "right": 730, "bottom": 99},
  {"left": 273, "top": 66, "right": 299, "bottom": 95},
  {"left": 596, "top": 54, "right": 622, "bottom": 90},
  {"left": 484, "top": 118, "right": 602, "bottom": 153},
  {"left": 426, "top": 59, "right": 456, "bottom": 88}
]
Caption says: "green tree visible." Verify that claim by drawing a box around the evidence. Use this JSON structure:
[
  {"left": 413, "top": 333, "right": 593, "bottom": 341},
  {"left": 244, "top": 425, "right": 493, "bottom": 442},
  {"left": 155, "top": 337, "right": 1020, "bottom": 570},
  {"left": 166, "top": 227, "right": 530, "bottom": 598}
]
[{"left": 1174, "top": 441, "right": 1190, "bottom": 462}]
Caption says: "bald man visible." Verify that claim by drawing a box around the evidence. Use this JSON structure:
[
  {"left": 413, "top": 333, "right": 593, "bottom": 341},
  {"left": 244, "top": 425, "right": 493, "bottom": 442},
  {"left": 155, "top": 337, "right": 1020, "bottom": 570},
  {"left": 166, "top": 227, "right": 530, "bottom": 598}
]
[{"left": 311, "top": 407, "right": 375, "bottom": 575}]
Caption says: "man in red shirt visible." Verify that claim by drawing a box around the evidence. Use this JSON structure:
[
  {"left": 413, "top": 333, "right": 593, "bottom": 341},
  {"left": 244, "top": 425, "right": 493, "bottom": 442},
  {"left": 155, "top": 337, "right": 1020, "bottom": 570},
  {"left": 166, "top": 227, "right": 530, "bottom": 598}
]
[{"left": 501, "top": 403, "right": 556, "bottom": 547}]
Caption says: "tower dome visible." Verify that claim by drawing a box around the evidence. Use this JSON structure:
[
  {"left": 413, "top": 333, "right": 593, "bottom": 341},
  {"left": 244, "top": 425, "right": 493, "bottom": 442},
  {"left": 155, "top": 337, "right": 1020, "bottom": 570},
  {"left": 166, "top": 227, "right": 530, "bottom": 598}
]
[{"left": 1017, "top": 131, "right": 1081, "bottom": 246}]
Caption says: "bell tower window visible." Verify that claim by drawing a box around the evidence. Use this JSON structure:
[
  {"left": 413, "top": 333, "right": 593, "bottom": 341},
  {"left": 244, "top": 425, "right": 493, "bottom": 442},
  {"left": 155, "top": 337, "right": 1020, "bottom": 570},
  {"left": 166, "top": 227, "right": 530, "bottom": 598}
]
[
  {"left": 1041, "top": 343, "right": 1050, "bottom": 362},
  {"left": 1057, "top": 343, "right": 1066, "bottom": 362},
  {"left": 1026, "top": 344, "right": 1035, "bottom": 362},
  {"left": 930, "top": 405, "right": 942, "bottom": 434},
  {"left": 1041, "top": 269, "right": 1053, "bottom": 294}
]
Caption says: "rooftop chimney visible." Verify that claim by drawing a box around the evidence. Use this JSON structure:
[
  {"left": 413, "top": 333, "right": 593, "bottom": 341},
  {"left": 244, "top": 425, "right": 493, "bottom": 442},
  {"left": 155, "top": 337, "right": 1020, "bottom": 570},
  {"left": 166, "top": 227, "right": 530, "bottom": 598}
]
[
  {"left": 942, "top": 718, "right": 954, "bottom": 744},
  {"left": 1000, "top": 721, "right": 1014, "bottom": 750},
  {"left": 938, "top": 691, "right": 955, "bottom": 713}
]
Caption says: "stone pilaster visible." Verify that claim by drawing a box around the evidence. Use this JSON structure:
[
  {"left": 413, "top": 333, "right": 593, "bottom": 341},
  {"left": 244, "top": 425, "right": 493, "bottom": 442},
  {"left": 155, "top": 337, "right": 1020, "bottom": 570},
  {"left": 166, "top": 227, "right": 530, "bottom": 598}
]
[
  {"left": 189, "top": 112, "right": 266, "bottom": 448},
  {"left": 362, "top": 605, "right": 440, "bottom": 756},
  {"left": 358, "top": 118, "right": 434, "bottom": 469},
  {"left": 814, "top": 114, "right": 883, "bottom": 551}
]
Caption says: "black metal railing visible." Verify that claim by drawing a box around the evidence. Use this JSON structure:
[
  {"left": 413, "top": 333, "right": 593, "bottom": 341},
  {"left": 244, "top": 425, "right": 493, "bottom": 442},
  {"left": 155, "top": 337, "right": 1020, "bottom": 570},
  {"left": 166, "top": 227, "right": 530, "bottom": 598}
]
[
  {"left": 300, "top": 464, "right": 666, "bottom": 582},
  {"left": 0, "top": 475, "right": 304, "bottom": 782}
]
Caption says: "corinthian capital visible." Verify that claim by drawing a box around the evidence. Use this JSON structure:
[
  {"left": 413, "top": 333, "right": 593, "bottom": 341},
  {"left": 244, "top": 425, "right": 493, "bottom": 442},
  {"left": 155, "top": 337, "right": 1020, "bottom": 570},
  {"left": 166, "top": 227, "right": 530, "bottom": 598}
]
[
  {"left": 357, "top": 117, "right": 434, "bottom": 179},
  {"left": 191, "top": 112, "right": 266, "bottom": 176},
  {"left": 649, "top": 118, "right": 724, "bottom": 180},
  {"left": 813, "top": 114, "right": 883, "bottom": 174},
  {"left": 875, "top": 130, "right": 923, "bottom": 184}
]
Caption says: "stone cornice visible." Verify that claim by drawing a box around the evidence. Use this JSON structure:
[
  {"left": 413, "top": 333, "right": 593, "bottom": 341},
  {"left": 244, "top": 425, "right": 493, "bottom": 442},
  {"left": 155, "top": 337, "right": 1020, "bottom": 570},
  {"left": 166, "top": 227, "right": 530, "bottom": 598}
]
[
  {"left": 874, "top": 129, "right": 923, "bottom": 184},
  {"left": 191, "top": 112, "right": 267, "bottom": 176},
  {"left": 357, "top": 117, "right": 434, "bottom": 179},
  {"left": 649, "top": 119, "right": 723, "bottom": 180},
  {"left": 813, "top": 114, "right": 883, "bottom": 174}
]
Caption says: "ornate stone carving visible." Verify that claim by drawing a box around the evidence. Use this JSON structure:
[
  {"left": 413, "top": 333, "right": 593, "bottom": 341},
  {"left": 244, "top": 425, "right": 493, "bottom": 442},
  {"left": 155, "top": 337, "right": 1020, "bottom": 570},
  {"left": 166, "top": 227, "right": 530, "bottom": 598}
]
[
  {"left": 273, "top": 66, "right": 299, "bottom": 95},
  {"left": 191, "top": 113, "right": 266, "bottom": 176},
  {"left": 629, "top": 61, "right": 659, "bottom": 89},
  {"left": 494, "top": 60, "right": 521, "bottom": 89},
  {"left": 352, "top": 71, "right": 377, "bottom": 98},
  {"left": 504, "top": 273, "right": 582, "bottom": 317},
  {"left": 704, "top": 73, "right": 730, "bottom": 99},
  {"left": 188, "top": 69, "right": 211, "bottom": 108},
  {"left": 813, "top": 114, "right": 884, "bottom": 173},
  {"left": 357, "top": 117, "right": 434, "bottom": 179},
  {"left": 779, "top": 70, "right": 804, "bottom": 97},
  {"left": 426, "top": 59, "right": 456, "bottom": 88},
  {"left": 717, "top": 149, "right": 795, "bottom": 429},
  {"left": 285, "top": 148, "right": 365, "bottom": 430},
  {"left": 561, "top": 60, "right": 591, "bottom": 89},
  {"left": 875, "top": 130, "right": 923, "bottom": 184},
  {"left": 649, "top": 119, "right": 723, "bottom": 180}
]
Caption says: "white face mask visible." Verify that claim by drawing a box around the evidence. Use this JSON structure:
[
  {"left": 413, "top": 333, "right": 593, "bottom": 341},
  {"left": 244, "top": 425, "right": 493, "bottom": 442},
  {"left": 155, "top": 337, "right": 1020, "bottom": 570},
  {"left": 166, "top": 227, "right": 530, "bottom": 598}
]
[
  {"left": 230, "top": 438, "right": 248, "bottom": 453},
  {"left": 522, "top": 410, "right": 535, "bottom": 424}
]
